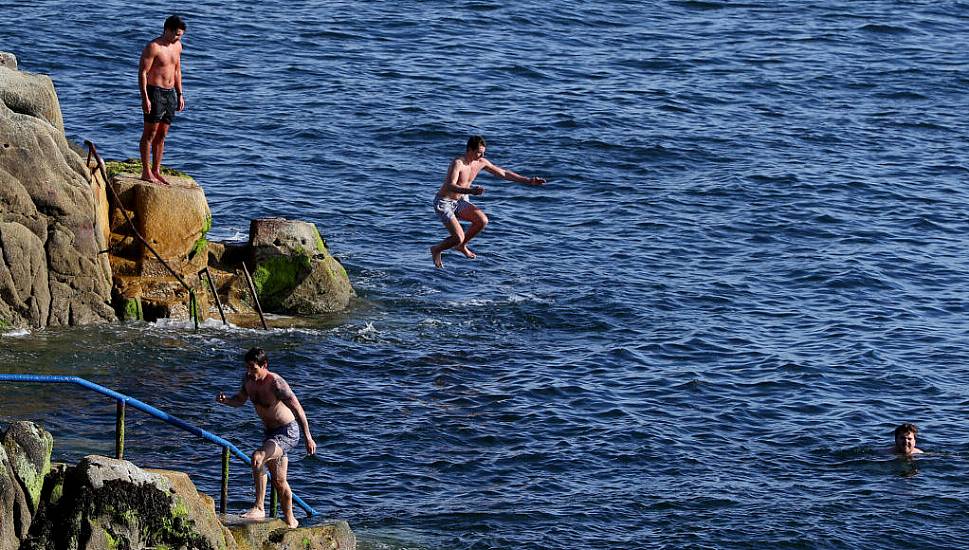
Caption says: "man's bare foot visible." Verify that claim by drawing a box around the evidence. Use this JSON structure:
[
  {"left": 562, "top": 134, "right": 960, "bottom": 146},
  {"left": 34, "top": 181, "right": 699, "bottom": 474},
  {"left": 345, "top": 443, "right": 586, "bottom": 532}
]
[
  {"left": 431, "top": 246, "right": 444, "bottom": 268},
  {"left": 241, "top": 506, "right": 265, "bottom": 520},
  {"left": 284, "top": 518, "right": 299, "bottom": 529},
  {"left": 140, "top": 172, "right": 160, "bottom": 184},
  {"left": 154, "top": 171, "right": 170, "bottom": 185},
  {"left": 456, "top": 245, "right": 476, "bottom": 259}
]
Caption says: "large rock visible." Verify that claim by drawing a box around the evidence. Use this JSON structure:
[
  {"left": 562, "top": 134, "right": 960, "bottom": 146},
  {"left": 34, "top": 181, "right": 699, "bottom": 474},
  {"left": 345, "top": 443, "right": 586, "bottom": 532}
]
[
  {"left": 23, "top": 455, "right": 231, "bottom": 550},
  {"left": 106, "top": 169, "right": 211, "bottom": 321},
  {"left": 147, "top": 469, "right": 239, "bottom": 550},
  {"left": 0, "top": 421, "right": 53, "bottom": 550},
  {"left": 0, "top": 445, "right": 29, "bottom": 550},
  {"left": 0, "top": 54, "right": 114, "bottom": 328},
  {"left": 0, "top": 61, "right": 62, "bottom": 133},
  {"left": 223, "top": 516, "right": 355, "bottom": 550},
  {"left": 108, "top": 172, "right": 211, "bottom": 276},
  {"left": 247, "top": 218, "right": 353, "bottom": 314}
]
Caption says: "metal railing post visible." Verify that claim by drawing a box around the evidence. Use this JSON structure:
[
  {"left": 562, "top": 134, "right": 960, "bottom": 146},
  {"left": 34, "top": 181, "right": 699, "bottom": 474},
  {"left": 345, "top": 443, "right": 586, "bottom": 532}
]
[
  {"left": 200, "top": 268, "right": 228, "bottom": 326},
  {"left": 270, "top": 487, "right": 278, "bottom": 517},
  {"left": 115, "top": 399, "right": 126, "bottom": 459},
  {"left": 241, "top": 261, "right": 269, "bottom": 330},
  {"left": 220, "top": 446, "right": 230, "bottom": 514}
]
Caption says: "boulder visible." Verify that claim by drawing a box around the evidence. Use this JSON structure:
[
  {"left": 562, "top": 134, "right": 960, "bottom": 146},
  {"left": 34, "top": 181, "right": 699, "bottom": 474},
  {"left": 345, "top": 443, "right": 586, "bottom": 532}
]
[
  {"left": 23, "top": 455, "right": 230, "bottom": 550},
  {"left": 265, "top": 521, "right": 356, "bottom": 550},
  {"left": 106, "top": 167, "right": 211, "bottom": 321},
  {"left": 223, "top": 516, "right": 355, "bottom": 550},
  {"left": 247, "top": 218, "right": 353, "bottom": 314},
  {"left": 0, "top": 421, "right": 53, "bottom": 550},
  {"left": 108, "top": 172, "right": 211, "bottom": 276},
  {"left": 0, "top": 55, "right": 114, "bottom": 328},
  {"left": 224, "top": 518, "right": 289, "bottom": 550},
  {"left": 146, "top": 469, "right": 239, "bottom": 550}
]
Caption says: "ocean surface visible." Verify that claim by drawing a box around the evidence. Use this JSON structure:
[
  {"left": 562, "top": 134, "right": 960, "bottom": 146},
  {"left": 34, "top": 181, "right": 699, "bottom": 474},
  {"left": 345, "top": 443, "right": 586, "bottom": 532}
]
[{"left": 3, "top": 1, "right": 969, "bottom": 548}]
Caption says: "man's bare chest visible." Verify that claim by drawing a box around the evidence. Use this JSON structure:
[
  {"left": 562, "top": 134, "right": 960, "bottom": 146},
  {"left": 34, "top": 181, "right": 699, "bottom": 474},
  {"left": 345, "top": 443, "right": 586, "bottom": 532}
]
[
  {"left": 246, "top": 380, "right": 277, "bottom": 408},
  {"left": 458, "top": 163, "right": 484, "bottom": 182}
]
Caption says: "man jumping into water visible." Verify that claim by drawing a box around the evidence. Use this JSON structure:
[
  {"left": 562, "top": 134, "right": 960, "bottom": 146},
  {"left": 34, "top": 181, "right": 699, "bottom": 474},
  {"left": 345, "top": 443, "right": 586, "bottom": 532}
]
[
  {"left": 216, "top": 347, "right": 317, "bottom": 528},
  {"left": 138, "top": 15, "right": 186, "bottom": 184},
  {"left": 431, "top": 135, "right": 546, "bottom": 268}
]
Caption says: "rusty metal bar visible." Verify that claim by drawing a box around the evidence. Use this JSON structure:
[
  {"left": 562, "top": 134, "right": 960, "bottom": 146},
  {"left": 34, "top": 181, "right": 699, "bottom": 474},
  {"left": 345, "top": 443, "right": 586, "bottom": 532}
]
[
  {"left": 199, "top": 268, "right": 228, "bottom": 326},
  {"left": 241, "top": 261, "right": 268, "bottom": 330}
]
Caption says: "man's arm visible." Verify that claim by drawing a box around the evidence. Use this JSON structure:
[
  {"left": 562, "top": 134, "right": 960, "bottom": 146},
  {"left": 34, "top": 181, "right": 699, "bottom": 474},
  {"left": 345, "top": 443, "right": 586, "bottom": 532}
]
[
  {"left": 138, "top": 44, "right": 155, "bottom": 114},
  {"left": 216, "top": 376, "right": 248, "bottom": 407},
  {"left": 274, "top": 377, "right": 317, "bottom": 455},
  {"left": 484, "top": 159, "right": 546, "bottom": 185},
  {"left": 175, "top": 45, "right": 185, "bottom": 112}
]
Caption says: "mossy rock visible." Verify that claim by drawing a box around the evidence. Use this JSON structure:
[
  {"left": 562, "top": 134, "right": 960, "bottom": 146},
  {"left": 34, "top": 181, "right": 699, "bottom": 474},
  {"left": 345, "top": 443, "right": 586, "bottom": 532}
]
[
  {"left": 105, "top": 158, "right": 189, "bottom": 178},
  {"left": 122, "top": 297, "right": 143, "bottom": 321},
  {"left": 22, "top": 456, "right": 220, "bottom": 550},
  {"left": 252, "top": 254, "right": 312, "bottom": 310}
]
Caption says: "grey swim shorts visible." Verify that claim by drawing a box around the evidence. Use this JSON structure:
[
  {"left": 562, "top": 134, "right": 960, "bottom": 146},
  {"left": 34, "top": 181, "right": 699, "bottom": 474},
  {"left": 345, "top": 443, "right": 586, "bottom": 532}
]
[
  {"left": 263, "top": 421, "right": 300, "bottom": 456},
  {"left": 434, "top": 196, "right": 474, "bottom": 223}
]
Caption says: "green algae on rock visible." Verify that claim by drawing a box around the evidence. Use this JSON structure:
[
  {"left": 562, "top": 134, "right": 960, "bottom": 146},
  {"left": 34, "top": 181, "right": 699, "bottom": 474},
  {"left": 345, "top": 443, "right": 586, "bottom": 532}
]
[{"left": 104, "top": 158, "right": 189, "bottom": 179}]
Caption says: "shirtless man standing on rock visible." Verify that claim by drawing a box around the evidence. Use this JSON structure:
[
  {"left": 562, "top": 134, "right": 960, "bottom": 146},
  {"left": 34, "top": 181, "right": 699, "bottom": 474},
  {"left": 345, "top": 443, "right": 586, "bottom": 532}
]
[
  {"left": 139, "top": 15, "right": 186, "bottom": 184},
  {"left": 216, "top": 347, "right": 317, "bottom": 528},
  {"left": 431, "top": 135, "right": 546, "bottom": 268}
]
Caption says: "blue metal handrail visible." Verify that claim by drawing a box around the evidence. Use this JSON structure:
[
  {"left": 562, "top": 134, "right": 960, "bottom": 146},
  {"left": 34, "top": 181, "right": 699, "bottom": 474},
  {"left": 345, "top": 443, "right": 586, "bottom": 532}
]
[{"left": 0, "top": 373, "right": 316, "bottom": 517}]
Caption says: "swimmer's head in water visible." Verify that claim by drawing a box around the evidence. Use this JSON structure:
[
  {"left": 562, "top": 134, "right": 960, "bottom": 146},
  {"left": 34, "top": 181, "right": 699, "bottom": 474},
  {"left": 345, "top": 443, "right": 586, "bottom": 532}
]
[{"left": 894, "top": 423, "right": 918, "bottom": 455}]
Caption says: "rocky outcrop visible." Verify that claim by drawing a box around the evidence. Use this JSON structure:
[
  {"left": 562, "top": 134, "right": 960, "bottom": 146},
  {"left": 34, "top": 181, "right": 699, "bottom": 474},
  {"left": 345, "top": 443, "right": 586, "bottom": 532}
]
[
  {"left": 223, "top": 517, "right": 355, "bottom": 550},
  {"left": 2, "top": 422, "right": 356, "bottom": 550},
  {"left": 102, "top": 172, "right": 355, "bottom": 324},
  {"left": 106, "top": 166, "right": 212, "bottom": 321},
  {"left": 245, "top": 218, "right": 353, "bottom": 315},
  {"left": 1, "top": 53, "right": 353, "bottom": 328},
  {"left": 0, "top": 53, "right": 114, "bottom": 329},
  {"left": 146, "top": 468, "right": 238, "bottom": 550},
  {"left": 0, "top": 421, "right": 53, "bottom": 550},
  {"left": 23, "top": 455, "right": 229, "bottom": 550}
]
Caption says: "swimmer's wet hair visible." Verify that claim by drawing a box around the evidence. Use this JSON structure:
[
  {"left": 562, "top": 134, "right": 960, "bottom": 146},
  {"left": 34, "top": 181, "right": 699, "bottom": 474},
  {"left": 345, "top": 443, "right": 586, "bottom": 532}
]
[
  {"left": 894, "top": 423, "right": 918, "bottom": 438},
  {"left": 467, "top": 135, "right": 486, "bottom": 151},
  {"left": 165, "top": 15, "right": 186, "bottom": 32},
  {"left": 244, "top": 347, "right": 268, "bottom": 366}
]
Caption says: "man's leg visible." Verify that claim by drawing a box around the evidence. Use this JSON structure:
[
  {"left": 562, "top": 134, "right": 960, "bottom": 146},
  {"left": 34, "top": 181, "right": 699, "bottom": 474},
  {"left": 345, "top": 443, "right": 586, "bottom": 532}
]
[
  {"left": 430, "top": 216, "right": 465, "bottom": 268},
  {"left": 242, "top": 441, "right": 283, "bottom": 519},
  {"left": 268, "top": 455, "right": 297, "bottom": 528},
  {"left": 139, "top": 122, "right": 161, "bottom": 183},
  {"left": 150, "top": 122, "right": 171, "bottom": 184},
  {"left": 456, "top": 205, "right": 488, "bottom": 259}
]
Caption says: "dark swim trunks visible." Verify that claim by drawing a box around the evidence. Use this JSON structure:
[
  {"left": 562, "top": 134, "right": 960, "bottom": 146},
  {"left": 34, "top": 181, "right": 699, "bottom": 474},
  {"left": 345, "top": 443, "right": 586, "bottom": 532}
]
[
  {"left": 263, "top": 421, "right": 300, "bottom": 456},
  {"left": 145, "top": 85, "right": 177, "bottom": 124}
]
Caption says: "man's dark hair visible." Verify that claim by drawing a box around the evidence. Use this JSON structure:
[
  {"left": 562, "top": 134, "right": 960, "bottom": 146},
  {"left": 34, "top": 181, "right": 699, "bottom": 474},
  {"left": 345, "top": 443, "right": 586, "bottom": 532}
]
[
  {"left": 244, "top": 347, "right": 268, "bottom": 366},
  {"left": 164, "top": 15, "right": 186, "bottom": 32},
  {"left": 467, "top": 135, "right": 486, "bottom": 151},
  {"left": 894, "top": 423, "right": 918, "bottom": 439}
]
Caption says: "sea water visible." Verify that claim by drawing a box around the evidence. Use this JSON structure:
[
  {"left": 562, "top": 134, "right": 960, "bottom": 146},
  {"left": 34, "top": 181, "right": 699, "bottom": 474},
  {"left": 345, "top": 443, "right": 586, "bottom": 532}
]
[{"left": 2, "top": 1, "right": 969, "bottom": 548}]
